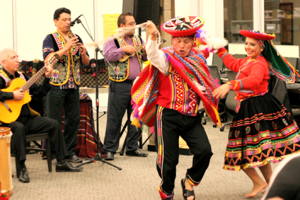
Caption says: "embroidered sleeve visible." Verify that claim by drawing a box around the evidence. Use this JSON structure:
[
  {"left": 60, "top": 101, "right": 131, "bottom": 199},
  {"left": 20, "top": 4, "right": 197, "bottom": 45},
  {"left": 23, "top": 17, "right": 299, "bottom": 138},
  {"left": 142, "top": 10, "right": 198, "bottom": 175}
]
[{"left": 42, "top": 34, "right": 56, "bottom": 59}]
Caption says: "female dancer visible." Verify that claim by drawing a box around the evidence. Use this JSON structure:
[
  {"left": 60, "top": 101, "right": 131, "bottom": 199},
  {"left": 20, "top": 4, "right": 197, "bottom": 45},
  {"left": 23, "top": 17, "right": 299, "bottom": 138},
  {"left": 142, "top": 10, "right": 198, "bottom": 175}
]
[{"left": 213, "top": 30, "right": 300, "bottom": 198}]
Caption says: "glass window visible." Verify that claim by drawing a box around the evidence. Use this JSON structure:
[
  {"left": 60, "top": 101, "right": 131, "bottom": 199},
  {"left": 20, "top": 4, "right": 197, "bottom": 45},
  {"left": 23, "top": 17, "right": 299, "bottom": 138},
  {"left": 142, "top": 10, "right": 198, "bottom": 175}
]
[
  {"left": 224, "top": 0, "right": 253, "bottom": 43},
  {"left": 265, "top": 0, "right": 300, "bottom": 45}
]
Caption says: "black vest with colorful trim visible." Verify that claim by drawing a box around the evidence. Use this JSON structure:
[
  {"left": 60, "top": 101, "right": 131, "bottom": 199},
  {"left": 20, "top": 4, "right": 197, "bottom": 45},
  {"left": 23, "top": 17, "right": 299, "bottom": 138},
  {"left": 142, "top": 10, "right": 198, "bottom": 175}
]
[
  {"left": 0, "top": 68, "right": 26, "bottom": 87},
  {"left": 49, "top": 32, "right": 81, "bottom": 86},
  {"left": 108, "top": 35, "right": 144, "bottom": 82},
  {"left": 0, "top": 69, "right": 39, "bottom": 116}
]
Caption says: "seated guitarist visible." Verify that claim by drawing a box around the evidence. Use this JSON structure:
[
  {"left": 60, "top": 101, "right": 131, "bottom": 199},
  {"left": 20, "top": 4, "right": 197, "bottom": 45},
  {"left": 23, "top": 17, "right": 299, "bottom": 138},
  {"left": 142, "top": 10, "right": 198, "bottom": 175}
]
[{"left": 0, "top": 48, "right": 83, "bottom": 183}]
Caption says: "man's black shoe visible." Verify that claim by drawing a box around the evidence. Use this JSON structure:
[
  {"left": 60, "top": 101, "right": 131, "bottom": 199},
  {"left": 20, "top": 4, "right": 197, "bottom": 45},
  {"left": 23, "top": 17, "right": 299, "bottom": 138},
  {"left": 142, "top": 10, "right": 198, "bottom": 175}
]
[
  {"left": 126, "top": 150, "right": 148, "bottom": 157},
  {"left": 17, "top": 167, "right": 30, "bottom": 183},
  {"left": 105, "top": 152, "right": 114, "bottom": 161},
  {"left": 66, "top": 155, "right": 82, "bottom": 163},
  {"left": 56, "top": 161, "right": 83, "bottom": 172}
]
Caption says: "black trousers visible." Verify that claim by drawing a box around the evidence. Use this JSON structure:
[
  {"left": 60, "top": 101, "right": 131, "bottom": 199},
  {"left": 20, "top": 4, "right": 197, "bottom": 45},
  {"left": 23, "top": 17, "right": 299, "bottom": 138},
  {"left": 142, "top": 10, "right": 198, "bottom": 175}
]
[
  {"left": 156, "top": 108, "right": 213, "bottom": 194},
  {"left": 10, "top": 115, "right": 67, "bottom": 165},
  {"left": 46, "top": 87, "right": 80, "bottom": 157},
  {"left": 103, "top": 81, "right": 140, "bottom": 153}
]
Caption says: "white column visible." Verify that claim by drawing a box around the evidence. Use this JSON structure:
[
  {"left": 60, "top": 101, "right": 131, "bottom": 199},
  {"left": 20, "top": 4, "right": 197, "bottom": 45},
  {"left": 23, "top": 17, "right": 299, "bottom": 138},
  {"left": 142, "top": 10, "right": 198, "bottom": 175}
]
[
  {"left": 198, "top": 0, "right": 224, "bottom": 65},
  {"left": 175, "top": 0, "right": 198, "bottom": 16},
  {"left": 199, "top": 0, "right": 224, "bottom": 38},
  {"left": 253, "top": 0, "right": 264, "bottom": 32}
]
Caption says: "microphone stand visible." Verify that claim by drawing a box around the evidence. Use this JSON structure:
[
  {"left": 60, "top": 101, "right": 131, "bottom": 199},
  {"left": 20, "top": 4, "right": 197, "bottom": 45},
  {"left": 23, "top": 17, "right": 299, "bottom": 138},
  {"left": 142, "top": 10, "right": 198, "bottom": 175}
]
[{"left": 73, "top": 18, "right": 121, "bottom": 170}]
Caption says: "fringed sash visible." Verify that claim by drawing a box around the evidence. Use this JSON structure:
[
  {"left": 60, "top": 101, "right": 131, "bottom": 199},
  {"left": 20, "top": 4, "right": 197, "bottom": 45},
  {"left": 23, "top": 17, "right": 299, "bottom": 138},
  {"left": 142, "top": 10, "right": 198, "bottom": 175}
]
[
  {"left": 131, "top": 48, "right": 221, "bottom": 127},
  {"left": 163, "top": 48, "right": 221, "bottom": 126},
  {"left": 131, "top": 63, "right": 159, "bottom": 127}
]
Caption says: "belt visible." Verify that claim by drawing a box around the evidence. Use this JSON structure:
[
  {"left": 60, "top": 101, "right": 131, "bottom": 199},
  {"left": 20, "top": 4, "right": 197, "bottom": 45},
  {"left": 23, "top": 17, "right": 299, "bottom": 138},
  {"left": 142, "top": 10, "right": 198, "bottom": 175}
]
[
  {"left": 110, "top": 79, "right": 133, "bottom": 84},
  {"left": 123, "top": 79, "right": 133, "bottom": 84}
]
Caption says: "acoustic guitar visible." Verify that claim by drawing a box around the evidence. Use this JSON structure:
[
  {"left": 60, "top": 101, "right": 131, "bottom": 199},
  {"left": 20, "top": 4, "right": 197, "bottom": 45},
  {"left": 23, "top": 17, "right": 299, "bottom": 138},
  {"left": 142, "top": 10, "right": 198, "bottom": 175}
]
[{"left": 0, "top": 54, "right": 59, "bottom": 123}]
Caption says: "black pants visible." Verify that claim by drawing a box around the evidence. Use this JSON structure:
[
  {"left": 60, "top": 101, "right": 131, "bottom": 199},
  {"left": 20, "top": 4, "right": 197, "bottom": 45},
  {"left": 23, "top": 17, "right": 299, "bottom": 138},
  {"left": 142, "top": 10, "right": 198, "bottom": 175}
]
[
  {"left": 46, "top": 87, "right": 80, "bottom": 157},
  {"left": 103, "top": 81, "right": 140, "bottom": 153},
  {"left": 156, "top": 108, "right": 213, "bottom": 194},
  {"left": 10, "top": 116, "right": 67, "bottom": 166}
]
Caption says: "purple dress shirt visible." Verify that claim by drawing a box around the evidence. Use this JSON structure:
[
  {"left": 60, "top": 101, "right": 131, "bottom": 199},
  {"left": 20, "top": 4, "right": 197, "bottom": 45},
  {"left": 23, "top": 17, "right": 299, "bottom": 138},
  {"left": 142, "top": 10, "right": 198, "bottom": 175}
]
[{"left": 103, "top": 36, "right": 146, "bottom": 80}]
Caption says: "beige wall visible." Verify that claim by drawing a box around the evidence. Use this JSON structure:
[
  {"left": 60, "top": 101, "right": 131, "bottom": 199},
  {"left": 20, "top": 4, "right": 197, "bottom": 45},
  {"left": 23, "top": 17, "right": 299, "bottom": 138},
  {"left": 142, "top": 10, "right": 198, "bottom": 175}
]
[
  {"left": 160, "top": 0, "right": 174, "bottom": 47},
  {"left": 0, "top": 0, "right": 123, "bottom": 60}
]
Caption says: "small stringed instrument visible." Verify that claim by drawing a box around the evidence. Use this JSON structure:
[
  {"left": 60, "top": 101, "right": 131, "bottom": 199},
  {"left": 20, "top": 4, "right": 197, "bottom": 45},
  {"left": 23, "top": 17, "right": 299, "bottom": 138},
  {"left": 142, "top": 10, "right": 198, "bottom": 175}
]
[{"left": 0, "top": 54, "right": 59, "bottom": 123}]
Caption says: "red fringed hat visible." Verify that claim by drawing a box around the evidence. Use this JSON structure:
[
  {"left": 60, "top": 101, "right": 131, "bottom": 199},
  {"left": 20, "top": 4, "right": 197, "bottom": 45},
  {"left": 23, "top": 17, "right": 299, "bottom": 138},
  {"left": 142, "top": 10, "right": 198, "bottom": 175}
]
[
  {"left": 240, "top": 30, "right": 275, "bottom": 40},
  {"left": 161, "top": 16, "right": 204, "bottom": 37}
]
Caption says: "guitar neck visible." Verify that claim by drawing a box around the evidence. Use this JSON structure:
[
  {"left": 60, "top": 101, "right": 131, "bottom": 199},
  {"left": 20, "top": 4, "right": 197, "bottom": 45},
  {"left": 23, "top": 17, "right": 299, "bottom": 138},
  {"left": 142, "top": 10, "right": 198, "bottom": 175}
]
[{"left": 21, "top": 67, "right": 46, "bottom": 91}]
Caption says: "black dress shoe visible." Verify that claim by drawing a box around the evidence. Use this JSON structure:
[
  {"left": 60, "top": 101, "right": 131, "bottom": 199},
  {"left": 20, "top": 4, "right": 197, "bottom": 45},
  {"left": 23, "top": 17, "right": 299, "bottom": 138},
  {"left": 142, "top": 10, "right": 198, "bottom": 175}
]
[
  {"left": 105, "top": 152, "right": 114, "bottom": 161},
  {"left": 126, "top": 150, "right": 148, "bottom": 157},
  {"left": 56, "top": 161, "right": 83, "bottom": 172},
  {"left": 17, "top": 167, "right": 30, "bottom": 183},
  {"left": 66, "top": 155, "right": 82, "bottom": 163}
]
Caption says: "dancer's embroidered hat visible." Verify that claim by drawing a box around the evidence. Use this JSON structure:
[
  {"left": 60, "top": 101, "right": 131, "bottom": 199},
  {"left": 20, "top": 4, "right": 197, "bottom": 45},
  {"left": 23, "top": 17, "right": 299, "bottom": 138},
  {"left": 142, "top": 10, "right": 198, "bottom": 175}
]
[
  {"left": 161, "top": 16, "right": 204, "bottom": 37},
  {"left": 240, "top": 30, "right": 275, "bottom": 40},
  {"left": 239, "top": 30, "right": 297, "bottom": 82}
]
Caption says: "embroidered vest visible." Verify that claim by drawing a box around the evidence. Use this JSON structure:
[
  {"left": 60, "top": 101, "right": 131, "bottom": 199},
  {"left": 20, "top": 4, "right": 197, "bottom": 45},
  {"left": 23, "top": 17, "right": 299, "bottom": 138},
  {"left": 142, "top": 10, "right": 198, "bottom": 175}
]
[
  {"left": 49, "top": 32, "right": 81, "bottom": 86},
  {"left": 158, "top": 64, "right": 200, "bottom": 115},
  {"left": 0, "top": 69, "right": 26, "bottom": 87},
  {"left": 108, "top": 36, "right": 143, "bottom": 82},
  {"left": 0, "top": 69, "right": 39, "bottom": 116}
]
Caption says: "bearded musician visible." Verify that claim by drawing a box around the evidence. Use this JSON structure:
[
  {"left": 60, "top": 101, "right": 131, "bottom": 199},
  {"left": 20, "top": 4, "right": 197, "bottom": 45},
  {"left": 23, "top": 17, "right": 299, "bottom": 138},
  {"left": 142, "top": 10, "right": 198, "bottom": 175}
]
[{"left": 102, "top": 12, "right": 148, "bottom": 161}]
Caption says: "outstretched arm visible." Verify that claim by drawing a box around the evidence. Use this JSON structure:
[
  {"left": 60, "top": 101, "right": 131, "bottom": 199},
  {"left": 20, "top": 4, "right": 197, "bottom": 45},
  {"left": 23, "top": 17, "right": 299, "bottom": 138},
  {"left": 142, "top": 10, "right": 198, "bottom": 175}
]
[
  {"left": 217, "top": 48, "right": 244, "bottom": 72},
  {"left": 145, "top": 21, "right": 169, "bottom": 74}
]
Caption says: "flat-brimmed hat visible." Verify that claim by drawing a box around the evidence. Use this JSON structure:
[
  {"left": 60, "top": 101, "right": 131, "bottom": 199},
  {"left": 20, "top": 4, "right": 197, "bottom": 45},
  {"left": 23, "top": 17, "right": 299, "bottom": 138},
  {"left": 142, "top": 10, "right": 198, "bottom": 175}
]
[
  {"left": 239, "top": 30, "right": 298, "bottom": 82},
  {"left": 240, "top": 30, "right": 275, "bottom": 40},
  {"left": 161, "top": 16, "right": 204, "bottom": 37}
]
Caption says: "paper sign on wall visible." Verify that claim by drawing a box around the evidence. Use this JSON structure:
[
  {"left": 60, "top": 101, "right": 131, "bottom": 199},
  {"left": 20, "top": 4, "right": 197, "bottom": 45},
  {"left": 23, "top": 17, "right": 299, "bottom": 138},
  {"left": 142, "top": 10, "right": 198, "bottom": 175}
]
[{"left": 103, "top": 14, "right": 119, "bottom": 39}]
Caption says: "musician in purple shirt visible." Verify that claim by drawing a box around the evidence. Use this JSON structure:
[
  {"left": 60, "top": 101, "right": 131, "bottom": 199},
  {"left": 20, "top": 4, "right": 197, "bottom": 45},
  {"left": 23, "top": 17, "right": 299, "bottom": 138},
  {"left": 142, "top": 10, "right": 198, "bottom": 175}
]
[{"left": 102, "top": 12, "right": 147, "bottom": 161}]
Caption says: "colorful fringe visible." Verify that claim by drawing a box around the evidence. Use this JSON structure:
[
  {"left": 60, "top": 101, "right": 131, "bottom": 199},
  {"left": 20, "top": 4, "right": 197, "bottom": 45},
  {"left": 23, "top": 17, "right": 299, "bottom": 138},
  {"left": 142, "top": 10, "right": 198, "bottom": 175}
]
[
  {"left": 131, "top": 64, "right": 159, "bottom": 127},
  {"left": 131, "top": 48, "right": 221, "bottom": 127},
  {"left": 163, "top": 48, "right": 221, "bottom": 126},
  {"left": 156, "top": 106, "right": 164, "bottom": 175},
  {"left": 262, "top": 40, "right": 299, "bottom": 83}
]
